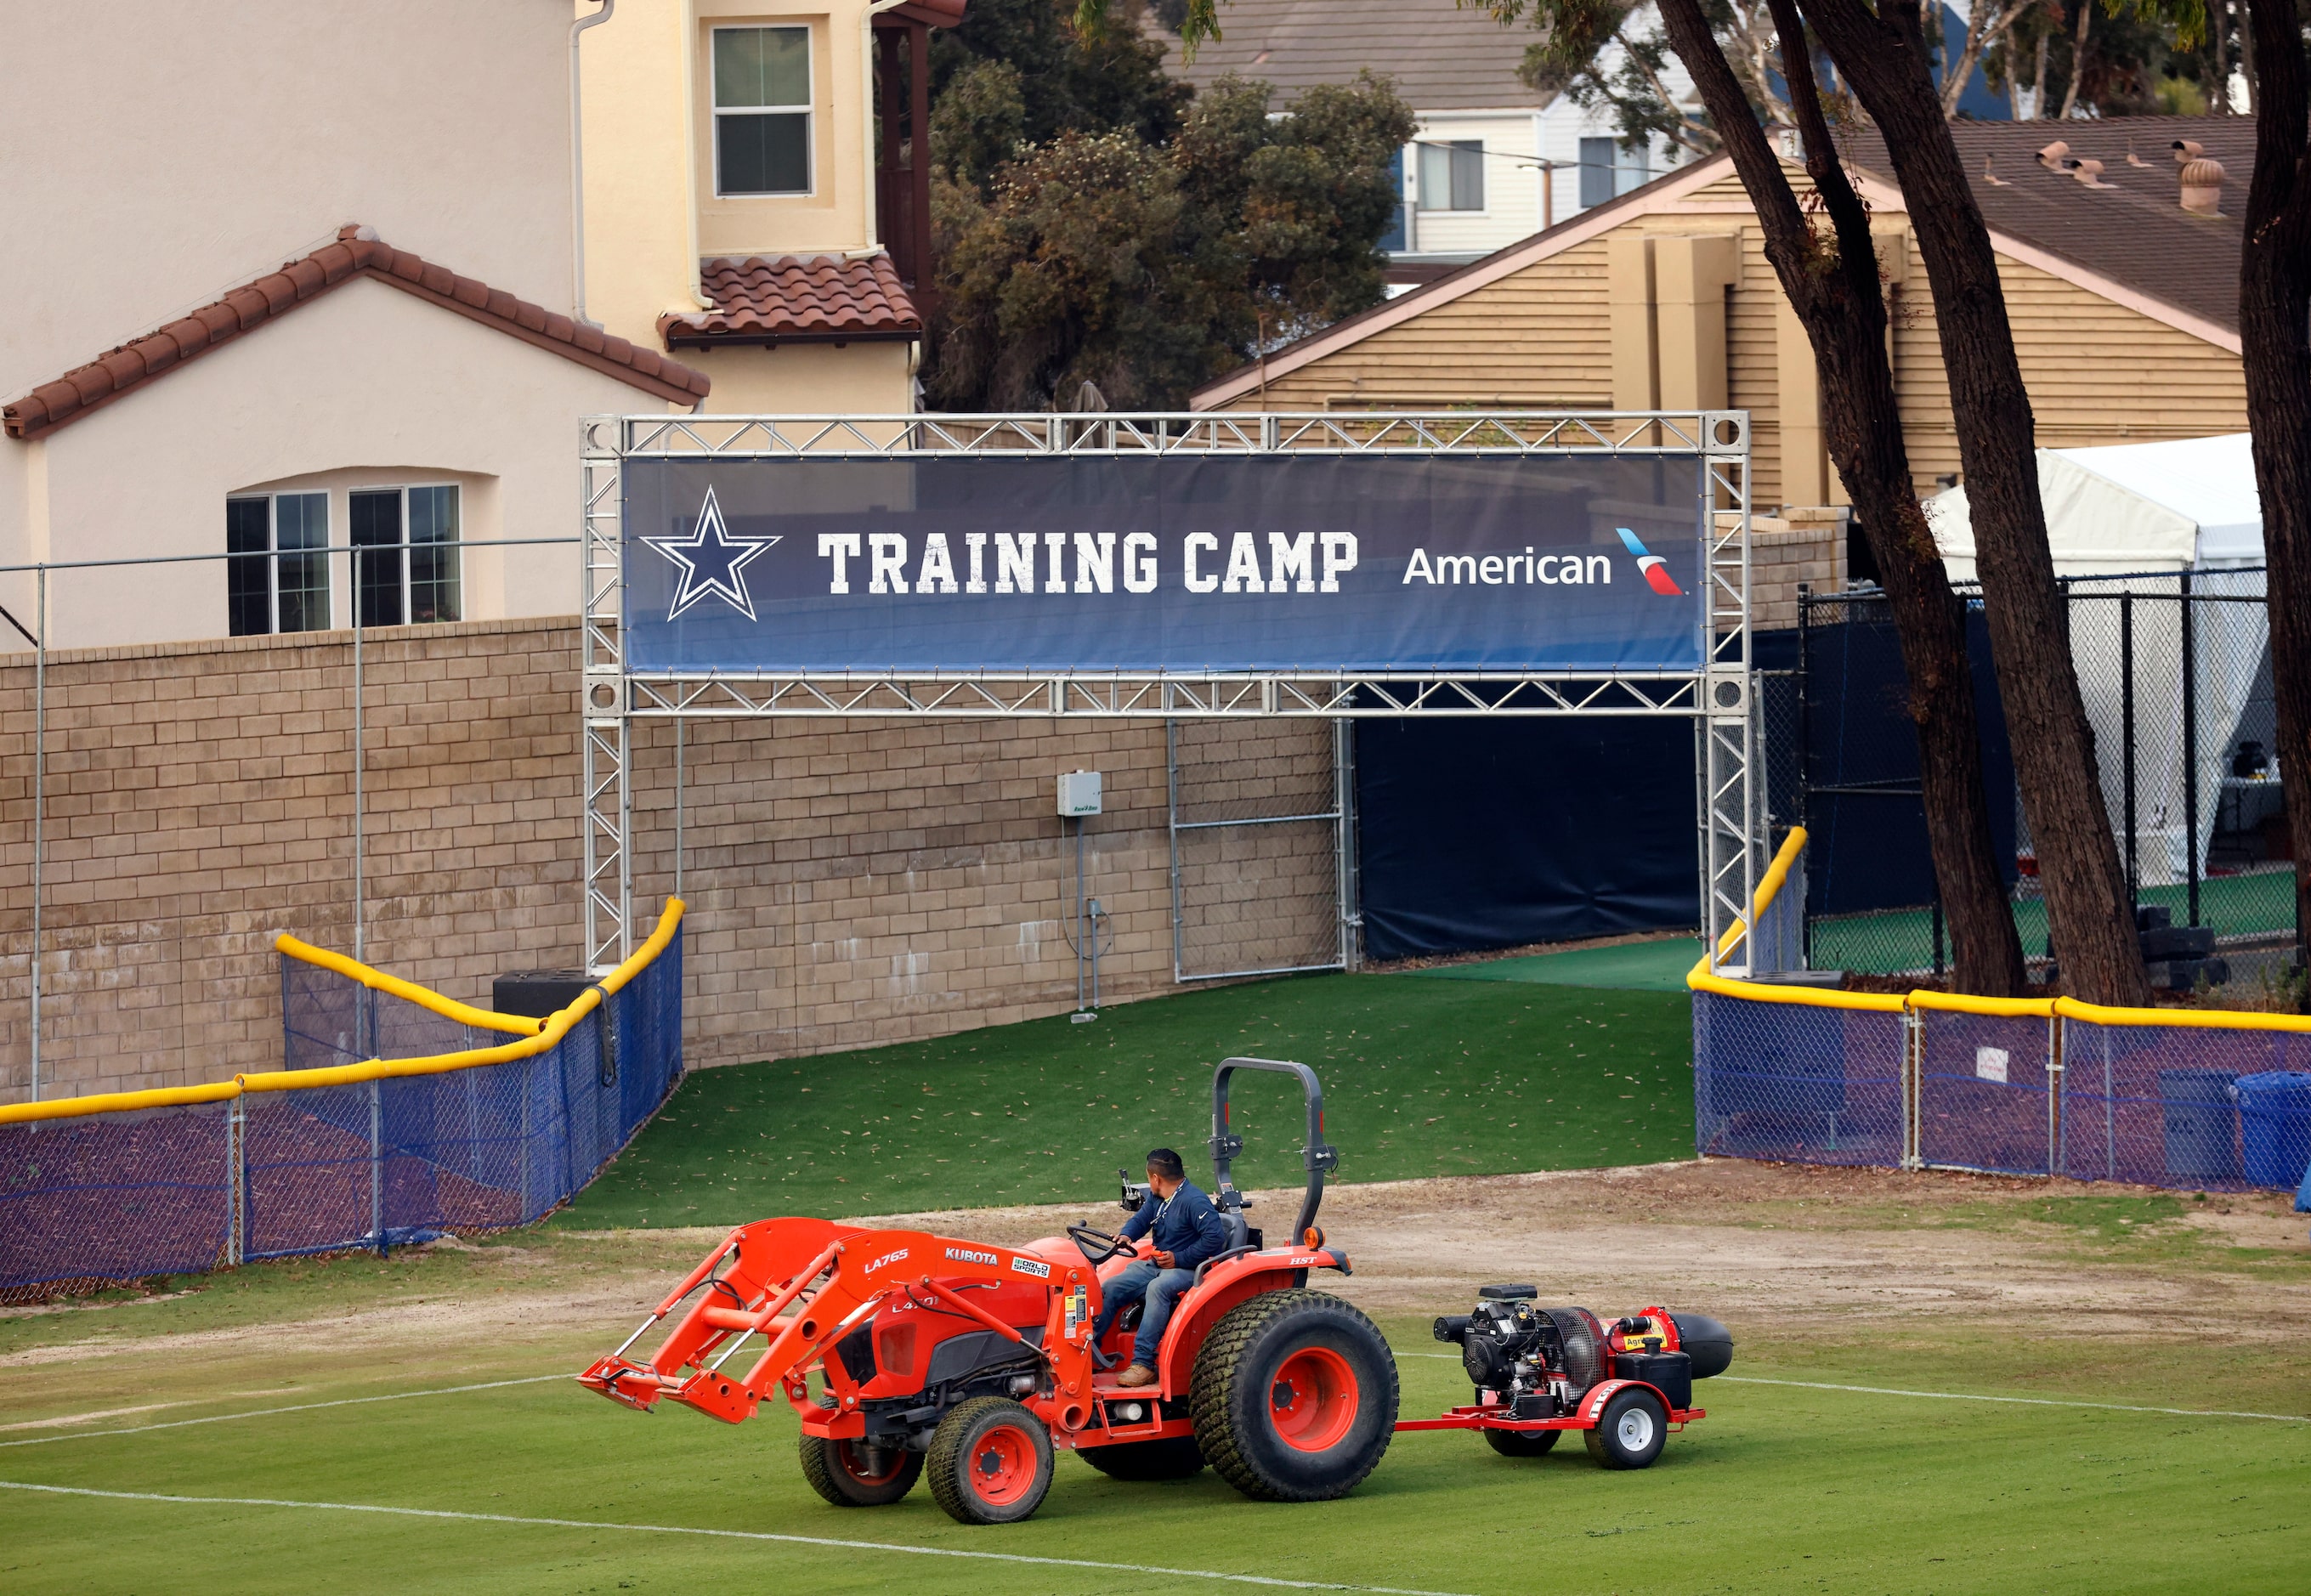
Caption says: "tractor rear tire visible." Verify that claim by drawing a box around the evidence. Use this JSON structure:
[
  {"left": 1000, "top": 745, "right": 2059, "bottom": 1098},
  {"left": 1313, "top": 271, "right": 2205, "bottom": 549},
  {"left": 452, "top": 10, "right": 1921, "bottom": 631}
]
[
  {"left": 1483, "top": 1426, "right": 1560, "bottom": 1458},
  {"left": 1077, "top": 1435, "right": 1207, "bottom": 1480},
  {"left": 798, "top": 1433, "right": 921, "bottom": 1507},
  {"left": 1584, "top": 1387, "right": 1668, "bottom": 1470},
  {"left": 927, "top": 1396, "right": 1055, "bottom": 1525},
  {"left": 1189, "top": 1288, "right": 1398, "bottom": 1503}
]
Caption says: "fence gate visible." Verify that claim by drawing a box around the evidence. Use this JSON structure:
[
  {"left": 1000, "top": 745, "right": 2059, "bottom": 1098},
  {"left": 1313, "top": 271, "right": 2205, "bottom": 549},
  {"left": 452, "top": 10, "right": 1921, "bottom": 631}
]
[{"left": 1168, "top": 717, "right": 1356, "bottom": 981}]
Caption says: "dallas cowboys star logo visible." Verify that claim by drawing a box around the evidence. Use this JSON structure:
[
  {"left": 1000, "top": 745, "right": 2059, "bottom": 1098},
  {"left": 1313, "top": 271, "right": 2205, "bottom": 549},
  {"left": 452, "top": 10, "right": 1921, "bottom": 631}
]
[{"left": 643, "top": 486, "right": 779, "bottom": 620}]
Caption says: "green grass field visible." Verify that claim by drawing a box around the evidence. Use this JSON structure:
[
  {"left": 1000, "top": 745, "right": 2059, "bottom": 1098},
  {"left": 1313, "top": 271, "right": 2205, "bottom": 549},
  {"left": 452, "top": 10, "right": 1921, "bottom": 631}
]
[
  {"left": 562, "top": 972, "right": 1694, "bottom": 1228},
  {"left": 4, "top": 1283, "right": 2304, "bottom": 1596}
]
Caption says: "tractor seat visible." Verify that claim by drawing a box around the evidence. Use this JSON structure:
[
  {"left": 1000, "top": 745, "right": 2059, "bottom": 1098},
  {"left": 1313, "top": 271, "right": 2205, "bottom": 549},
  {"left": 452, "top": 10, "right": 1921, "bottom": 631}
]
[{"left": 1221, "top": 1207, "right": 1250, "bottom": 1251}]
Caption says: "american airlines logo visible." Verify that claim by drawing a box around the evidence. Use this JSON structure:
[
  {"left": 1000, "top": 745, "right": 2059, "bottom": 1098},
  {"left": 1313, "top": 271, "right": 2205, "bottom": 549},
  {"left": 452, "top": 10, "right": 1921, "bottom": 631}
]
[{"left": 1615, "top": 529, "right": 1685, "bottom": 595}]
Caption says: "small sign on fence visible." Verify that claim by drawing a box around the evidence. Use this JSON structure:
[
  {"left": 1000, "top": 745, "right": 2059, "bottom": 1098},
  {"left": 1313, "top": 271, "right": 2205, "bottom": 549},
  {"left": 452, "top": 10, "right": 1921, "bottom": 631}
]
[{"left": 1974, "top": 1047, "right": 2009, "bottom": 1084}]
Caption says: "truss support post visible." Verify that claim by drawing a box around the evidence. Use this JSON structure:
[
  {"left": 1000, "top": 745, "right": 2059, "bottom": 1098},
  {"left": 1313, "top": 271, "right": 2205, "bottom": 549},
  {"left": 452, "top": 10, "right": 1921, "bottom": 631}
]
[
  {"left": 581, "top": 422, "right": 632, "bottom": 973},
  {"left": 1700, "top": 413, "right": 1755, "bottom": 975}
]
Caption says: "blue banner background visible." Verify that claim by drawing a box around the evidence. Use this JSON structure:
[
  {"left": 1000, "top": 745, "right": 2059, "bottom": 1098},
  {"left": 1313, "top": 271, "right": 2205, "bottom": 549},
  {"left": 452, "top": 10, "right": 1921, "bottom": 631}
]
[{"left": 621, "top": 454, "right": 1707, "bottom": 673}]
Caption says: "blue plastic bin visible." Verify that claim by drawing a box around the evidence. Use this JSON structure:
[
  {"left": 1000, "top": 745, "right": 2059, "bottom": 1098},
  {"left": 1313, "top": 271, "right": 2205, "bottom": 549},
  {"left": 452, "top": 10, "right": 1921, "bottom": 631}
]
[
  {"left": 2232, "top": 1071, "right": 2311, "bottom": 1191},
  {"left": 2158, "top": 1069, "right": 2242, "bottom": 1183}
]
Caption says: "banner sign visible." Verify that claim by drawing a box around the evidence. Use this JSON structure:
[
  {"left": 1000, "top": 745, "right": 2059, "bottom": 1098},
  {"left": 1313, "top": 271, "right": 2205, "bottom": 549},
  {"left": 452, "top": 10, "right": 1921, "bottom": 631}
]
[{"left": 620, "top": 454, "right": 1708, "bottom": 674}]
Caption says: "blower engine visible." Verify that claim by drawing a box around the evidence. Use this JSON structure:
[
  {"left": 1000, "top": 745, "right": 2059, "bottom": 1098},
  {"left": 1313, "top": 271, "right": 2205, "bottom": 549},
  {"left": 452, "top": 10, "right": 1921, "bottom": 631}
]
[{"left": 1433, "top": 1285, "right": 1733, "bottom": 1420}]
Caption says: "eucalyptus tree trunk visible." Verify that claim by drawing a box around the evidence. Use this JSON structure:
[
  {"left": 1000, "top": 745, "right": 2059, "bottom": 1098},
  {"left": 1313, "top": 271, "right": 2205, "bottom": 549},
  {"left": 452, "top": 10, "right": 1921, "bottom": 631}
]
[
  {"left": 1654, "top": 0, "right": 2027, "bottom": 993},
  {"left": 2240, "top": 0, "right": 2311, "bottom": 990},
  {"left": 1796, "top": 0, "right": 2149, "bottom": 1007}
]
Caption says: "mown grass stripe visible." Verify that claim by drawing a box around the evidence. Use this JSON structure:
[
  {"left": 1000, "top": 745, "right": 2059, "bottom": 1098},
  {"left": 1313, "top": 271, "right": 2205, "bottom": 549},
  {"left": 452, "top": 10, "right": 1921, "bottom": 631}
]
[{"left": 0, "top": 1480, "right": 1478, "bottom": 1594}]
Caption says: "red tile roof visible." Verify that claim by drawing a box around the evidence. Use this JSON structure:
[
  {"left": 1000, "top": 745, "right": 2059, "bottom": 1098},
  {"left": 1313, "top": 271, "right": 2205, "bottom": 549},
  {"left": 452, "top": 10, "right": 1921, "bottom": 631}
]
[
  {"left": 661, "top": 253, "right": 922, "bottom": 348},
  {"left": 4, "top": 225, "right": 711, "bottom": 440}
]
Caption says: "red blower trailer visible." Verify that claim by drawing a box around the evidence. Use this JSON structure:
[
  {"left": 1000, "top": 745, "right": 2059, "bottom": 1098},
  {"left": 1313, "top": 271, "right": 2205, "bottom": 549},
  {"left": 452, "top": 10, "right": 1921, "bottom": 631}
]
[{"left": 579, "top": 1057, "right": 1730, "bottom": 1523}]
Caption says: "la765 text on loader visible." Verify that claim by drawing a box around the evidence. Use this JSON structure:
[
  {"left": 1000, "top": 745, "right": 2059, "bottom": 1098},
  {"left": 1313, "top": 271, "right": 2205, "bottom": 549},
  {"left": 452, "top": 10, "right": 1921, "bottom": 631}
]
[{"left": 579, "top": 1058, "right": 1732, "bottom": 1522}]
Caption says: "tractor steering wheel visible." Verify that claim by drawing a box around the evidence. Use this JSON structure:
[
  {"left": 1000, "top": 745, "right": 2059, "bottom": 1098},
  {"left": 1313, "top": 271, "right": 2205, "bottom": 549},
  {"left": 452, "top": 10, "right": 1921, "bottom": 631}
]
[{"left": 1067, "top": 1224, "right": 1141, "bottom": 1266}]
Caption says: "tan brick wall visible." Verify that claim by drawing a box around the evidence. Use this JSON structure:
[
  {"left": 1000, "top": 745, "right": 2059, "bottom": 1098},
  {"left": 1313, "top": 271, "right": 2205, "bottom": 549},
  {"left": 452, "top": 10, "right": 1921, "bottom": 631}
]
[
  {"left": 0, "top": 621, "right": 1336, "bottom": 1102},
  {"left": 1746, "top": 512, "right": 1848, "bottom": 632}
]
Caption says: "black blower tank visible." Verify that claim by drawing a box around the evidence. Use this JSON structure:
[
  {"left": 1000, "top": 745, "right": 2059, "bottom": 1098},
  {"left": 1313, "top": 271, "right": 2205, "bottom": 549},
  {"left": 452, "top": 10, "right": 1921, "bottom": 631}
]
[{"left": 1669, "top": 1312, "right": 1734, "bottom": 1379}]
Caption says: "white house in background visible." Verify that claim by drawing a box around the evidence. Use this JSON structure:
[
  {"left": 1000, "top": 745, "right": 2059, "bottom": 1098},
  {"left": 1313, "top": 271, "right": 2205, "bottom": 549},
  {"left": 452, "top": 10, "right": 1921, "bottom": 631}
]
[{"left": 1164, "top": 0, "right": 1691, "bottom": 286}]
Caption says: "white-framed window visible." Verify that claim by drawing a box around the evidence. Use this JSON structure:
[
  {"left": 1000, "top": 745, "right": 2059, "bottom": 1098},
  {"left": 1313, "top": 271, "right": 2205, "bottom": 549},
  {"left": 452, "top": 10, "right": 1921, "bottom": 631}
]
[
  {"left": 712, "top": 25, "right": 812, "bottom": 195},
  {"left": 1579, "top": 136, "right": 1651, "bottom": 208},
  {"left": 1416, "top": 139, "right": 1484, "bottom": 212},
  {"left": 350, "top": 485, "right": 462, "bottom": 626},
  {"left": 226, "top": 491, "right": 331, "bottom": 637}
]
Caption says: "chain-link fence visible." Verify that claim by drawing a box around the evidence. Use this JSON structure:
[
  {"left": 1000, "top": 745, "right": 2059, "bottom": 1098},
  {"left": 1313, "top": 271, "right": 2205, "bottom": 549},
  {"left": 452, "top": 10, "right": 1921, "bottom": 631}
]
[
  {"left": 1694, "top": 989, "right": 1907, "bottom": 1167},
  {"left": 0, "top": 910, "right": 682, "bottom": 1297},
  {"left": 1167, "top": 717, "right": 1351, "bottom": 981},
  {"left": 1798, "top": 574, "right": 2294, "bottom": 978},
  {"left": 1696, "top": 831, "right": 2311, "bottom": 1195}
]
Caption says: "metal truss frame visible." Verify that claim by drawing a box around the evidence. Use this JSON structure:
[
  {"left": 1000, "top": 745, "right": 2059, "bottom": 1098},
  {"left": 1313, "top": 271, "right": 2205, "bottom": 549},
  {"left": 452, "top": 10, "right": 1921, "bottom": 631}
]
[{"left": 580, "top": 411, "right": 1756, "bottom": 976}]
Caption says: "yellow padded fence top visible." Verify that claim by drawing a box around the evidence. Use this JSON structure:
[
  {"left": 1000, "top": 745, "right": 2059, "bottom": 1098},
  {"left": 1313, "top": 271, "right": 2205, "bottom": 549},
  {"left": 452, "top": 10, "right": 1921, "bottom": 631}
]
[
  {"left": 1690, "top": 835, "right": 2310, "bottom": 1031},
  {"left": 0, "top": 900, "right": 685, "bottom": 1128}
]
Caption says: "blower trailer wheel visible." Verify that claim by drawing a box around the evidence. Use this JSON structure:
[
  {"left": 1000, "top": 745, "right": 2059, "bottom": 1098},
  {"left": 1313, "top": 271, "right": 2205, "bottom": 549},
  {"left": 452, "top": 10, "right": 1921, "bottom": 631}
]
[
  {"left": 1191, "top": 1288, "right": 1398, "bottom": 1502},
  {"left": 798, "top": 1433, "right": 922, "bottom": 1507},
  {"left": 1077, "top": 1435, "right": 1207, "bottom": 1480},
  {"left": 1482, "top": 1426, "right": 1560, "bottom": 1458},
  {"left": 928, "top": 1397, "right": 1055, "bottom": 1525},
  {"left": 1584, "top": 1386, "right": 1668, "bottom": 1470}
]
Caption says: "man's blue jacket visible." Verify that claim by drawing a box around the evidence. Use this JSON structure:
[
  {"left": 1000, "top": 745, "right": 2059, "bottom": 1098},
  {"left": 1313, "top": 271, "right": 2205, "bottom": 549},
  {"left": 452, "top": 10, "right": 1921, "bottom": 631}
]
[{"left": 1119, "top": 1179, "right": 1232, "bottom": 1271}]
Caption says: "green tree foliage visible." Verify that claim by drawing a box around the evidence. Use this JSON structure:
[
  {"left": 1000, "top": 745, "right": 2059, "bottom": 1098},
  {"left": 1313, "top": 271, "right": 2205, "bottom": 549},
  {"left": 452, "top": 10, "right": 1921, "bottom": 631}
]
[
  {"left": 926, "top": 66, "right": 1414, "bottom": 410},
  {"left": 934, "top": 0, "right": 1190, "bottom": 150}
]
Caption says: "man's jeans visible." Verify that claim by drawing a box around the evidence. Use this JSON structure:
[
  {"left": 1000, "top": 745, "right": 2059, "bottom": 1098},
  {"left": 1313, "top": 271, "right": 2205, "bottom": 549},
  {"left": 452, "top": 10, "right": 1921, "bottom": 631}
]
[{"left": 1090, "top": 1260, "right": 1196, "bottom": 1369}]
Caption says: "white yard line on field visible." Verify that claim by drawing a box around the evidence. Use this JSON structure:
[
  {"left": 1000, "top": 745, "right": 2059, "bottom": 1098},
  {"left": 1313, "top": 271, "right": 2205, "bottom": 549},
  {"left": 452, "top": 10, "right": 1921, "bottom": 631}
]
[
  {"left": 0, "top": 1482, "right": 1477, "bottom": 1595},
  {"left": 0, "top": 1374, "right": 570, "bottom": 1448},
  {"left": 1717, "top": 1375, "right": 2309, "bottom": 1423},
  {"left": 1396, "top": 1351, "right": 2308, "bottom": 1423}
]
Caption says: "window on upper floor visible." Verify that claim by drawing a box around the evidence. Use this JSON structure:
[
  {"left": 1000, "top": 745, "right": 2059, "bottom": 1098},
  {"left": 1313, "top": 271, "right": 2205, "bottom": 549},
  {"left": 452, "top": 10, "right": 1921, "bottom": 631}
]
[
  {"left": 714, "top": 25, "right": 812, "bottom": 196},
  {"left": 351, "top": 485, "right": 462, "bottom": 627},
  {"left": 1579, "top": 137, "right": 1651, "bottom": 209},
  {"left": 1415, "top": 139, "right": 1484, "bottom": 212},
  {"left": 226, "top": 491, "right": 331, "bottom": 637}
]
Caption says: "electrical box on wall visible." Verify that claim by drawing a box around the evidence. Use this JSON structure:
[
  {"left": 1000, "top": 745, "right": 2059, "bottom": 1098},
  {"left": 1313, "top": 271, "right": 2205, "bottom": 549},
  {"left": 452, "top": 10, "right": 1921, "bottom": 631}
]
[{"left": 1056, "top": 770, "right": 1102, "bottom": 818}]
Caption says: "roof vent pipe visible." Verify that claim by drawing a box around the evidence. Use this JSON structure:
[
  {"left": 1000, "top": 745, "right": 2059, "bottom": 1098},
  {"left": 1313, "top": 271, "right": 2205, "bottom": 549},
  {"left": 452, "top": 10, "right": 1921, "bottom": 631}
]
[
  {"left": 2036, "top": 139, "right": 2071, "bottom": 168},
  {"left": 570, "top": 0, "right": 615, "bottom": 330},
  {"left": 2179, "top": 156, "right": 2226, "bottom": 215}
]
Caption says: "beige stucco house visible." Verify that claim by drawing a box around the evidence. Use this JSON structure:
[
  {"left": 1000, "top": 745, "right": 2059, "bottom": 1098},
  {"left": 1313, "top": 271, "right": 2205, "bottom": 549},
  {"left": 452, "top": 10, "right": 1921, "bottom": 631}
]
[
  {"left": 2, "top": 0, "right": 965, "bottom": 653},
  {"left": 580, "top": 0, "right": 963, "bottom": 413}
]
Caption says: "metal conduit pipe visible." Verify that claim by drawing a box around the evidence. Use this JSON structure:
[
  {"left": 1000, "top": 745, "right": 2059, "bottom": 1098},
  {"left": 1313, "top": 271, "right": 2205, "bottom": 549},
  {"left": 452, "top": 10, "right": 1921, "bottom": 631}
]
[{"left": 569, "top": 0, "right": 615, "bottom": 328}]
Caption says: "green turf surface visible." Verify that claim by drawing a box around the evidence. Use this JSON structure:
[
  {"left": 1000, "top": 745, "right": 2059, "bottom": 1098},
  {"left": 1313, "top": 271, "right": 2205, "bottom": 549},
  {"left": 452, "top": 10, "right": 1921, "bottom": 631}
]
[
  {"left": 1408, "top": 937, "right": 1702, "bottom": 993},
  {"left": 6, "top": 1324, "right": 2304, "bottom": 1594},
  {"left": 1813, "top": 865, "right": 2297, "bottom": 975},
  {"left": 558, "top": 973, "right": 1695, "bottom": 1229}
]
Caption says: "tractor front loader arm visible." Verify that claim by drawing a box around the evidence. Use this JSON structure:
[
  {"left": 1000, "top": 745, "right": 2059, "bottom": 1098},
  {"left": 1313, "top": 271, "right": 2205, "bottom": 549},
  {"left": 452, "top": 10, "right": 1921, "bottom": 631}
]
[{"left": 579, "top": 1221, "right": 1104, "bottom": 1435}]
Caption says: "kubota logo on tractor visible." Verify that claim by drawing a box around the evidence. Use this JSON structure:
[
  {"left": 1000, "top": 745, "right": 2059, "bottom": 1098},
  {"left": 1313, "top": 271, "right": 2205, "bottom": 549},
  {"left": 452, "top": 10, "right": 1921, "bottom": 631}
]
[
  {"left": 864, "top": 1248, "right": 910, "bottom": 1274},
  {"left": 944, "top": 1246, "right": 999, "bottom": 1266}
]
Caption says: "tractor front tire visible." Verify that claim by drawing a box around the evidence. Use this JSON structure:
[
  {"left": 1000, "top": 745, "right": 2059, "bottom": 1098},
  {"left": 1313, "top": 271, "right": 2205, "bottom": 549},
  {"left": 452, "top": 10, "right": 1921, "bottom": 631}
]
[
  {"left": 1190, "top": 1288, "right": 1398, "bottom": 1503},
  {"left": 798, "top": 1433, "right": 922, "bottom": 1507},
  {"left": 1077, "top": 1435, "right": 1207, "bottom": 1480},
  {"left": 1483, "top": 1426, "right": 1560, "bottom": 1459},
  {"left": 1583, "top": 1387, "right": 1668, "bottom": 1470},
  {"left": 927, "top": 1396, "right": 1056, "bottom": 1525}
]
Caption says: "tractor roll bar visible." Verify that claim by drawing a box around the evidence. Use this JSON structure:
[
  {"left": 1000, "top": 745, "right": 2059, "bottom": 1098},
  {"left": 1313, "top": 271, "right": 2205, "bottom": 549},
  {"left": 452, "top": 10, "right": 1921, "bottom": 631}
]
[{"left": 1209, "top": 1056, "right": 1338, "bottom": 1247}]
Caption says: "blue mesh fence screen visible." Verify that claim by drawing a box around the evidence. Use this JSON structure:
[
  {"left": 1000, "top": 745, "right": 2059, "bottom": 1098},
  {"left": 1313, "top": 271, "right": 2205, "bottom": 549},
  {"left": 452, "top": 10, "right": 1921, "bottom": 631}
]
[
  {"left": 2, "top": 926, "right": 683, "bottom": 1294},
  {"left": 2058, "top": 1017, "right": 2311, "bottom": 1193},
  {"left": 1917, "top": 1009, "right": 2058, "bottom": 1176},
  {"left": 1694, "top": 991, "right": 1905, "bottom": 1167}
]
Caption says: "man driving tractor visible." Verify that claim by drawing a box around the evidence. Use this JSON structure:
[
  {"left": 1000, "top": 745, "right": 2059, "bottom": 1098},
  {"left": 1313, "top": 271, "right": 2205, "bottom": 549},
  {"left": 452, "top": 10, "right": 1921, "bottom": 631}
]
[{"left": 1087, "top": 1147, "right": 1232, "bottom": 1387}]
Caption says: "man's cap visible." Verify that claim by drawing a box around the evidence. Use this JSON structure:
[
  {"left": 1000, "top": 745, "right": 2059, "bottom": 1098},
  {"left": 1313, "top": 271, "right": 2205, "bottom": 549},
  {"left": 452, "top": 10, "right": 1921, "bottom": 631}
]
[{"left": 1146, "top": 1147, "right": 1186, "bottom": 1179}]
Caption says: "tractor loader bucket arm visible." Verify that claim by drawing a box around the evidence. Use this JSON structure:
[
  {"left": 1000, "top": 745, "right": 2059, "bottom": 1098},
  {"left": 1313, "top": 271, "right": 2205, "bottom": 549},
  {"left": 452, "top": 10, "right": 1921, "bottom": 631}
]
[
  {"left": 1210, "top": 1056, "right": 1338, "bottom": 1246},
  {"left": 579, "top": 1223, "right": 1102, "bottom": 1432}
]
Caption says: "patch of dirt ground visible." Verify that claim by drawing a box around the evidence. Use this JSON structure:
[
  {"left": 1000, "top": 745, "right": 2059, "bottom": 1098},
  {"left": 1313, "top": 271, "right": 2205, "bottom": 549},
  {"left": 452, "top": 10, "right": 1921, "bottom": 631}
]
[{"left": 6, "top": 1159, "right": 2305, "bottom": 1372}]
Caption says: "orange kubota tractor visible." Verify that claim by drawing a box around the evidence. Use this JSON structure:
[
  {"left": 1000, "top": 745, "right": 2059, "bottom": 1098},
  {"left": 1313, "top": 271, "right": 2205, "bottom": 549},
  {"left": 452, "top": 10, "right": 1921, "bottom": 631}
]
[{"left": 579, "top": 1057, "right": 1725, "bottom": 1523}]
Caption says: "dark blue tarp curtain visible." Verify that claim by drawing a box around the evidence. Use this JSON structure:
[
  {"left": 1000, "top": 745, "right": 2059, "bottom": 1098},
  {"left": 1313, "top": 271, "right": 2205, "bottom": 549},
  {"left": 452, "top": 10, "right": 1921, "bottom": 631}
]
[{"left": 1356, "top": 710, "right": 1701, "bottom": 962}]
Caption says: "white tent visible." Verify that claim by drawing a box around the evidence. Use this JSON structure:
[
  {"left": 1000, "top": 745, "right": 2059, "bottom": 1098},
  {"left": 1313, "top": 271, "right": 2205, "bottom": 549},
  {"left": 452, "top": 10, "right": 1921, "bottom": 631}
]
[
  {"left": 1924, "top": 432, "right": 2263, "bottom": 579},
  {"left": 1923, "top": 434, "right": 2272, "bottom": 888}
]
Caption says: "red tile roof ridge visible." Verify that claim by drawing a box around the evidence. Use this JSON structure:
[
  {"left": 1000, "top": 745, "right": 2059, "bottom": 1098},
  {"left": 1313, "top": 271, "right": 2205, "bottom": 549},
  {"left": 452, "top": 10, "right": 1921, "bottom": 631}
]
[{"left": 4, "top": 223, "right": 709, "bottom": 440}]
